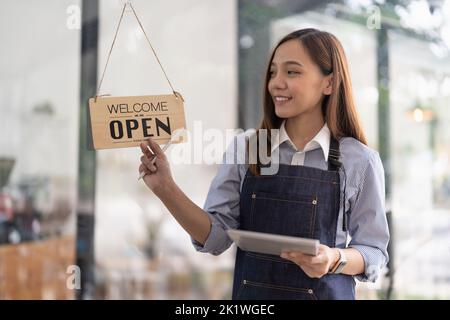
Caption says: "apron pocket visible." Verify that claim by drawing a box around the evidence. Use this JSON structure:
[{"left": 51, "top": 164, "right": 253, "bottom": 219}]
[
  {"left": 237, "top": 279, "right": 317, "bottom": 300},
  {"left": 250, "top": 191, "right": 318, "bottom": 239}
]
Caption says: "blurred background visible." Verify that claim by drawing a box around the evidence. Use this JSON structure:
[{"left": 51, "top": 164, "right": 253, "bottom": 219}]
[{"left": 0, "top": 0, "right": 449, "bottom": 300}]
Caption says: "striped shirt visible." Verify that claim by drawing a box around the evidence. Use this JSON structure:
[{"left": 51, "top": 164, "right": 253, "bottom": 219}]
[{"left": 192, "top": 122, "right": 390, "bottom": 282}]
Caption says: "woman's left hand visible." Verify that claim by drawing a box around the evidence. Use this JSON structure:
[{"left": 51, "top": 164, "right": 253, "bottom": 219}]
[{"left": 281, "top": 244, "right": 339, "bottom": 279}]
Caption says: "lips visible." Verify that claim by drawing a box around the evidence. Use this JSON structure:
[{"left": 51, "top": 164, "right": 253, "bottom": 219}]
[{"left": 273, "top": 95, "right": 292, "bottom": 105}]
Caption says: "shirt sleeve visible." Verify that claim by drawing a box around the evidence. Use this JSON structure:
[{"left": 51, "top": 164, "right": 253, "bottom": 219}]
[
  {"left": 191, "top": 136, "right": 244, "bottom": 255},
  {"left": 347, "top": 151, "right": 390, "bottom": 282}
]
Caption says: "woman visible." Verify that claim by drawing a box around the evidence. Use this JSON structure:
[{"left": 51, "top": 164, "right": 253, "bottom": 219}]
[{"left": 138, "top": 28, "right": 389, "bottom": 300}]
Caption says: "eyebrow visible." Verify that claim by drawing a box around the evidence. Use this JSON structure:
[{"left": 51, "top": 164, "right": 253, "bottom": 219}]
[{"left": 270, "top": 60, "right": 304, "bottom": 67}]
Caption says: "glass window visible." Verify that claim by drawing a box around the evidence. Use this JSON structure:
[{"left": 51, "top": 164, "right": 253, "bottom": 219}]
[
  {"left": 0, "top": 0, "right": 80, "bottom": 299},
  {"left": 94, "top": 0, "right": 237, "bottom": 299},
  {"left": 390, "top": 30, "right": 450, "bottom": 299}
]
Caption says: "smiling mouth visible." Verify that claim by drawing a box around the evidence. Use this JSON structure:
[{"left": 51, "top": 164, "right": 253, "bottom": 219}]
[{"left": 273, "top": 96, "right": 292, "bottom": 104}]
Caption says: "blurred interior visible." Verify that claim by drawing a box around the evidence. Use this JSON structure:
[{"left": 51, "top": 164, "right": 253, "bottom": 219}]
[{"left": 1, "top": 0, "right": 450, "bottom": 300}]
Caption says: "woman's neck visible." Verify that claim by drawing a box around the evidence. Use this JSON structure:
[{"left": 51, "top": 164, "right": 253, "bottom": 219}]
[{"left": 285, "top": 110, "right": 325, "bottom": 151}]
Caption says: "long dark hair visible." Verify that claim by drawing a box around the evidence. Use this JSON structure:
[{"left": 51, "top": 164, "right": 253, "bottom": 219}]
[{"left": 249, "top": 28, "right": 367, "bottom": 175}]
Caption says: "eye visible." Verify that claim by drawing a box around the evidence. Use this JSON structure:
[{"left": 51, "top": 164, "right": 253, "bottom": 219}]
[
  {"left": 288, "top": 71, "right": 300, "bottom": 75},
  {"left": 269, "top": 70, "right": 276, "bottom": 77}
]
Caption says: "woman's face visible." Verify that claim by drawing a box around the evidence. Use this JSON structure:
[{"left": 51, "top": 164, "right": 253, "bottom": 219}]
[{"left": 268, "top": 39, "right": 332, "bottom": 119}]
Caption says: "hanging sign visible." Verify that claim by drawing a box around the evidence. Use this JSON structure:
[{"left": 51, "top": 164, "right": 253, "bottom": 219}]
[
  {"left": 88, "top": 93, "right": 186, "bottom": 149},
  {"left": 87, "top": 2, "right": 186, "bottom": 150}
]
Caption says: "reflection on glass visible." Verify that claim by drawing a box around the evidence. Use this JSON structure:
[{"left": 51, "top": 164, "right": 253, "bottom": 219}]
[{"left": 0, "top": 0, "right": 80, "bottom": 299}]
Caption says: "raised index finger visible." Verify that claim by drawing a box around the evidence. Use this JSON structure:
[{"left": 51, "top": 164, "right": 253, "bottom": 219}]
[
  {"left": 147, "top": 137, "right": 165, "bottom": 157},
  {"left": 140, "top": 140, "right": 154, "bottom": 158}
]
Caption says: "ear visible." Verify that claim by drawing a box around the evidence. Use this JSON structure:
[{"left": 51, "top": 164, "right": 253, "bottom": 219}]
[{"left": 322, "top": 73, "right": 333, "bottom": 96}]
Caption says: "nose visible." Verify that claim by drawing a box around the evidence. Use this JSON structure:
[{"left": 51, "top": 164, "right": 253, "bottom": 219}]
[{"left": 268, "top": 72, "right": 287, "bottom": 91}]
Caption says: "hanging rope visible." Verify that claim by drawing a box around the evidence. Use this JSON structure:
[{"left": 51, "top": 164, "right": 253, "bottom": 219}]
[
  {"left": 128, "top": 3, "right": 177, "bottom": 95},
  {"left": 95, "top": 2, "right": 180, "bottom": 101},
  {"left": 95, "top": 3, "right": 126, "bottom": 100}
]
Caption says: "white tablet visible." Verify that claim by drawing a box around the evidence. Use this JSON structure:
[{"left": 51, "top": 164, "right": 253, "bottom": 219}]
[{"left": 226, "top": 229, "right": 319, "bottom": 256}]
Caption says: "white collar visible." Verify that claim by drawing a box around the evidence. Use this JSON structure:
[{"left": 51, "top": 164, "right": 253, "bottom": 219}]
[{"left": 271, "top": 120, "right": 330, "bottom": 160}]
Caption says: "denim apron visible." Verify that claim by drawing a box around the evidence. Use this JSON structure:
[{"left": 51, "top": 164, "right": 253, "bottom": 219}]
[{"left": 232, "top": 137, "right": 355, "bottom": 300}]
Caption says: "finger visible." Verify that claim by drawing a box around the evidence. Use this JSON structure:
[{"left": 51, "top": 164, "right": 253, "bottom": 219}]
[
  {"left": 141, "top": 155, "right": 156, "bottom": 169},
  {"left": 280, "top": 253, "right": 295, "bottom": 262},
  {"left": 290, "top": 250, "right": 325, "bottom": 264},
  {"left": 147, "top": 137, "right": 166, "bottom": 159},
  {"left": 149, "top": 163, "right": 157, "bottom": 172},
  {"left": 285, "top": 251, "right": 308, "bottom": 261},
  {"left": 280, "top": 254, "right": 306, "bottom": 269},
  {"left": 140, "top": 141, "right": 154, "bottom": 158},
  {"left": 308, "top": 254, "right": 326, "bottom": 265},
  {"left": 141, "top": 156, "right": 158, "bottom": 173},
  {"left": 141, "top": 155, "right": 150, "bottom": 168},
  {"left": 281, "top": 251, "right": 295, "bottom": 261},
  {"left": 139, "top": 164, "right": 151, "bottom": 176},
  {"left": 287, "top": 252, "right": 317, "bottom": 266},
  {"left": 281, "top": 251, "right": 301, "bottom": 260},
  {"left": 302, "top": 254, "right": 324, "bottom": 265}
]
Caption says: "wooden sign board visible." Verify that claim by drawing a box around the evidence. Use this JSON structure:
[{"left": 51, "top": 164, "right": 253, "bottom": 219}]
[{"left": 88, "top": 94, "right": 186, "bottom": 149}]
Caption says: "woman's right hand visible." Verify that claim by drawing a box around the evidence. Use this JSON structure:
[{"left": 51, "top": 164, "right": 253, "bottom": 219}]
[
  {"left": 139, "top": 138, "right": 174, "bottom": 197},
  {"left": 139, "top": 137, "right": 212, "bottom": 245}
]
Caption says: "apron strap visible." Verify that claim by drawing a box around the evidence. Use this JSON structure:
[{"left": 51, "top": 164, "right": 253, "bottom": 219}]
[
  {"left": 327, "top": 137, "right": 349, "bottom": 232},
  {"left": 328, "top": 136, "right": 341, "bottom": 171}
]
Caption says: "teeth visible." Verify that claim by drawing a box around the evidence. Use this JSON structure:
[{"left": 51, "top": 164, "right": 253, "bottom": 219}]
[{"left": 275, "top": 96, "right": 291, "bottom": 102}]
